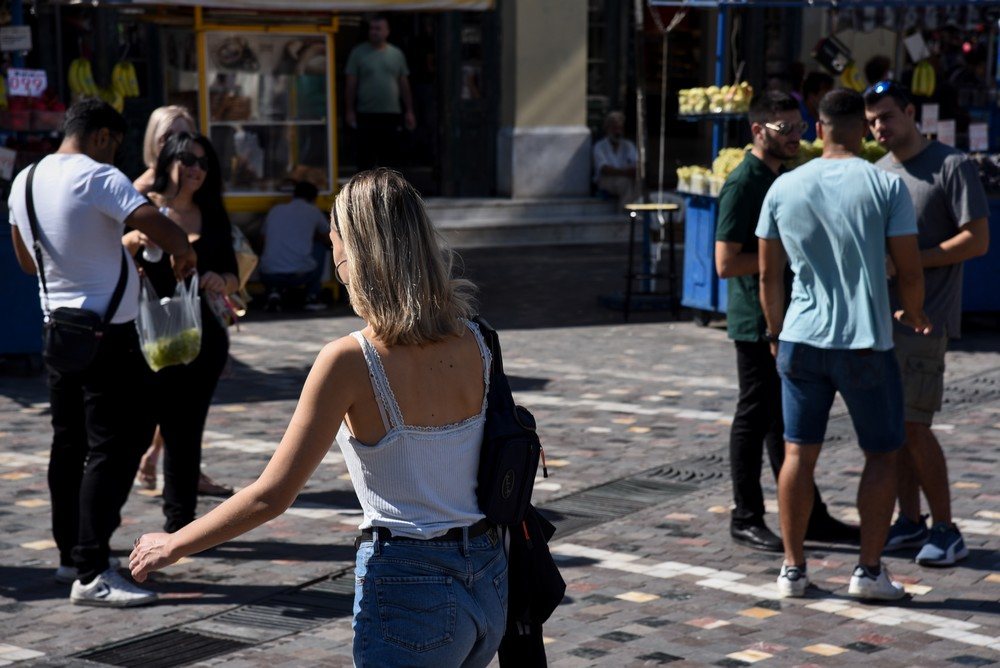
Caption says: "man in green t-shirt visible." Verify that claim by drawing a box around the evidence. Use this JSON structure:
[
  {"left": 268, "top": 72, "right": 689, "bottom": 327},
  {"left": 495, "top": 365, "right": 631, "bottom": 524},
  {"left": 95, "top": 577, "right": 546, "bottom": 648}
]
[
  {"left": 714, "top": 90, "right": 858, "bottom": 552},
  {"left": 345, "top": 15, "right": 416, "bottom": 171}
]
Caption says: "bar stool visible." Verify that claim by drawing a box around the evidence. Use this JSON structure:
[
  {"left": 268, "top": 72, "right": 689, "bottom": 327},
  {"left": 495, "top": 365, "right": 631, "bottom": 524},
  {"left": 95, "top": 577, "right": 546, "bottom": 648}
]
[{"left": 623, "top": 202, "right": 681, "bottom": 321}]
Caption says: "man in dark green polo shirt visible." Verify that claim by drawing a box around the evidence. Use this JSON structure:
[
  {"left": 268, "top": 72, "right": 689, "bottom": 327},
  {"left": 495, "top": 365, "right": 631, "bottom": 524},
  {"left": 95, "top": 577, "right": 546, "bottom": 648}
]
[{"left": 715, "top": 89, "right": 859, "bottom": 551}]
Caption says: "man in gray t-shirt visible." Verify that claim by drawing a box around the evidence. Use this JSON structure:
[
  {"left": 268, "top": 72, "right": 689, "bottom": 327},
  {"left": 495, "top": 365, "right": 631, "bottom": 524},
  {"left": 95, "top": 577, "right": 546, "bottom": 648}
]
[{"left": 864, "top": 82, "right": 990, "bottom": 567}]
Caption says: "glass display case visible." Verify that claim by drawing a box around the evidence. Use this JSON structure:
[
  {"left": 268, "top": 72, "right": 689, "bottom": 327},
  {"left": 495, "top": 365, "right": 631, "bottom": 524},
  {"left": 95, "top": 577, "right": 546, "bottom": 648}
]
[{"left": 200, "top": 31, "right": 332, "bottom": 197}]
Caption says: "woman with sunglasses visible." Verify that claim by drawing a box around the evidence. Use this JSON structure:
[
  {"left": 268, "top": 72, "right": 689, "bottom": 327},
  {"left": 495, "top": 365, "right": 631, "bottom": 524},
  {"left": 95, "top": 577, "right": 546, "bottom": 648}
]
[
  {"left": 131, "top": 109, "right": 233, "bottom": 498},
  {"left": 131, "top": 168, "right": 506, "bottom": 666},
  {"left": 124, "top": 132, "right": 240, "bottom": 533}
]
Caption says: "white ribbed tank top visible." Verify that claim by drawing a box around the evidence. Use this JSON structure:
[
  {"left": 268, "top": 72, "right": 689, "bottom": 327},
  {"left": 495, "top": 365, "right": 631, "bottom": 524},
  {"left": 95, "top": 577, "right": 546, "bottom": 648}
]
[{"left": 335, "top": 319, "right": 491, "bottom": 539}]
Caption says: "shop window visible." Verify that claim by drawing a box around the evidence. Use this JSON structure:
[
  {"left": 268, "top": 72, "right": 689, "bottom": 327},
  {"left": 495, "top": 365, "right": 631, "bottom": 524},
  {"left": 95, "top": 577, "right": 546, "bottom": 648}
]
[{"left": 202, "top": 32, "right": 332, "bottom": 195}]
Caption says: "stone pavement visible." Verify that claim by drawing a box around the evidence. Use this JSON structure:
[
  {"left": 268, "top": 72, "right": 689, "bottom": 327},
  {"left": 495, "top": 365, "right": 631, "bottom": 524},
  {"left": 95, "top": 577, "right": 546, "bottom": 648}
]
[{"left": 1, "top": 242, "right": 999, "bottom": 668}]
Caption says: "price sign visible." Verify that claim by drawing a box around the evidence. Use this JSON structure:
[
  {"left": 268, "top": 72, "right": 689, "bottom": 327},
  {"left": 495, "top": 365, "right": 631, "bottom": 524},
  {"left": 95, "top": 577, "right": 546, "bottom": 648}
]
[
  {"left": 969, "top": 123, "right": 988, "bottom": 152},
  {"left": 937, "top": 119, "right": 956, "bottom": 147},
  {"left": 921, "top": 104, "right": 939, "bottom": 135},
  {"left": 0, "top": 26, "right": 32, "bottom": 52},
  {"left": 7, "top": 68, "right": 47, "bottom": 97},
  {"left": 0, "top": 147, "right": 17, "bottom": 181}
]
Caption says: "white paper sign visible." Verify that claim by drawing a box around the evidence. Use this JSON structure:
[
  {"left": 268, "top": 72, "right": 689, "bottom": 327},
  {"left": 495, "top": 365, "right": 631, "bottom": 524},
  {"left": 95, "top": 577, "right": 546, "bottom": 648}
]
[
  {"left": 0, "top": 26, "right": 31, "bottom": 52},
  {"left": 7, "top": 68, "right": 47, "bottom": 97},
  {"left": 969, "top": 123, "right": 989, "bottom": 152},
  {"left": 903, "top": 33, "right": 930, "bottom": 63},
  {"left": 921, "top": 104, "right": 939, "bottom": 135},
  {"left": 0, "top": 147, "right": 17, "bottom": 181},
  {"left": 937, "top": 119, "right": 956, "bottom": 147}
]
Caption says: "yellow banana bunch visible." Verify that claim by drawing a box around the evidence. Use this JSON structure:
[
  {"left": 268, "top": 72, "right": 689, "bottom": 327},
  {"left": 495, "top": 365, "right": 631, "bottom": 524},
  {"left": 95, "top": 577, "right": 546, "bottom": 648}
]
[
  {"left": 911, "top": 60, "right": 936, "bottom": 97},
  {"left": 111, "top": 61, "right": 140, "bottom": 97},
  {"left": 68, "top": 58, "right": 99, "bottom": 97},
  {"left": 840, "top": 62, "right": 866, "bottom": 92},
  {"left": 97, "top": 86, "right": 125, "bottom": 113}
]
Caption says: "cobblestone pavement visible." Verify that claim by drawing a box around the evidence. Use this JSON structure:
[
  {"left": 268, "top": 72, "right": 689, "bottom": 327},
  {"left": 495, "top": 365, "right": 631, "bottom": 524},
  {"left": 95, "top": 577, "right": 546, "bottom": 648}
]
[{"left": 1, "top": 243, "right": 999, "bottom": 667}]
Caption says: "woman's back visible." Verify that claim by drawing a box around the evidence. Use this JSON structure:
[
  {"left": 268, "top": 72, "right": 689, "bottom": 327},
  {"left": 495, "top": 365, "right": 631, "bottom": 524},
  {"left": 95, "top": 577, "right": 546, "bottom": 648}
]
[{"left": 336, "top": 320, "right": 490, "bottom": 539}]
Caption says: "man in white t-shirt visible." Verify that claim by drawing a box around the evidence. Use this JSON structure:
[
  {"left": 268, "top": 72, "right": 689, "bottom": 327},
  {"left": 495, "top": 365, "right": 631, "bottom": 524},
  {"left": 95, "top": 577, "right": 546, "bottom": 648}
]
[
  {"left": 259, "top": 181, "right": 332, "bottom": 312},
  {"left": 8, "top": 100, "right": 196, "bottom": 608},
  {"left": 592, "top": 110, "right": 640, "bottom": 205}
]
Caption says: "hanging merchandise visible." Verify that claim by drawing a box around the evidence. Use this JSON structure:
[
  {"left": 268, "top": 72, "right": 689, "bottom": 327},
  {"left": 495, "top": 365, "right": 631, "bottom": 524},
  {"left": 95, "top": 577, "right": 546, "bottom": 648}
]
[
  {"left": 111, "top": 60, "right": 140, "bottom": 98},
  {"left": 839, "top": 62, "right": 867, "bottom": 92},
  {"left": 911, "top": 59, "right": 937, "bottom": 97},
  {"left": 68, "top": 58, "right": 99, "bottom": 97}
]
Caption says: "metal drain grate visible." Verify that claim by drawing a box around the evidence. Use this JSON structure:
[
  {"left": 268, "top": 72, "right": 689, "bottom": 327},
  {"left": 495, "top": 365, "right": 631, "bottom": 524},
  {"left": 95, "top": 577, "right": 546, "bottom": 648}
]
[
  {"left": 944, "top": 369, "right": 1000, "bottom": 413},
  {"left": 77, "top": 629, "right": 249, "bottom": 668},
  {"left": 211, "top": 571, "right": 354, "bottom": 632},
  {"left": 539, "top": 477, "right": 697, "bottom": 538},
  {"left": 644, "top": 452, "right": 727, "bottom": 484}
]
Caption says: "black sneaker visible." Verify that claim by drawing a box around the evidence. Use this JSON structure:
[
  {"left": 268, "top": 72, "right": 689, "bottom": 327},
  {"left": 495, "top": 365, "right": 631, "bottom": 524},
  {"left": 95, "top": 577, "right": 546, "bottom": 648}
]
[
  {"left": 265, "top": 291, "right": 281, "bottom": 313},
  {"left": 805, "top": 513, "right": 860, "bottom": 543}
]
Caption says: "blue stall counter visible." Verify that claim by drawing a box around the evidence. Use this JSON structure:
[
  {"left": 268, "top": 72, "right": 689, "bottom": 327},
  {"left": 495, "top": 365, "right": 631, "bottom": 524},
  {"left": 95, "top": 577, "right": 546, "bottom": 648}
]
[
  {"left": 0, "top": 224, "right": 44, "bottom": 356},
  {"left": 961, "top": 197, "right": 1000, "bottom": 313}
]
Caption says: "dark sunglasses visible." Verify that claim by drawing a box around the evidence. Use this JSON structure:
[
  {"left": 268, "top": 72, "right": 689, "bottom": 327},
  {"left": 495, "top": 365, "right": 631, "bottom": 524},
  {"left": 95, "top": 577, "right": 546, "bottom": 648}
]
[
  {"left": 864, "top": 80, "right": 910, "bottom": 105},
  {"left": 177, "top": 152, "right": 208, "bottom": 170},
  {"left": 764, "top": 120, "right": 809, "bottom": 136}
]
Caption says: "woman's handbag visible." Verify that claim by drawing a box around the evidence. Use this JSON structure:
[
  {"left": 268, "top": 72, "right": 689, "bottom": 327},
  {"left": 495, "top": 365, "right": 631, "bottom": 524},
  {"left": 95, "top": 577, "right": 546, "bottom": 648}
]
[
  {"left": 473, "top": 316, "right": 546, "bottom": 526},
  {"left": 23, "top": 161, "right": 129, "bottom": 374},
  {"left": 136, "top": 274, "right": 203, "bottom": 372}
]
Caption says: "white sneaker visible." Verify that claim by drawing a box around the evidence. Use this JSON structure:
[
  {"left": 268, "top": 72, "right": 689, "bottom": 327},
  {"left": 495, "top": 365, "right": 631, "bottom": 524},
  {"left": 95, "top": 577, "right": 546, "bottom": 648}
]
[
  {"left": 848, "top": 564, "right": 906, "bottom": 601},
  {"left": 776, "top": 563, "right": 809, "bottom": 597},
  {"left": 70, "top": 568, "right": 158, "bottom": 607},
  {"left": 55, "top": 556, "right": 122, "bottom": 584}
]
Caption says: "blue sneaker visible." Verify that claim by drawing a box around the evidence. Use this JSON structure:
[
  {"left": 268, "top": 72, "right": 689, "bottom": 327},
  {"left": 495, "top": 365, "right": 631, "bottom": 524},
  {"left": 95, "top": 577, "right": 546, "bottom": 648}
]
[
  {"left": 884, "top": 513, "right": 929, "bottom": 551},
  {"left": 915, "top": 523, "right": 969, "bottom": 567}
]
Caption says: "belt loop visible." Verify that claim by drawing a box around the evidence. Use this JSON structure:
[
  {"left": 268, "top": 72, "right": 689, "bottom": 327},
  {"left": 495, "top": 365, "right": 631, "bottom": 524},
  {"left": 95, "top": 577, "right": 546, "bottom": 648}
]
[
  {"left": 372, "top": 527, "right": 380, "bottom": 556},
  {"left": 462, "top": 526, "right": 470, "bottom": 557}
]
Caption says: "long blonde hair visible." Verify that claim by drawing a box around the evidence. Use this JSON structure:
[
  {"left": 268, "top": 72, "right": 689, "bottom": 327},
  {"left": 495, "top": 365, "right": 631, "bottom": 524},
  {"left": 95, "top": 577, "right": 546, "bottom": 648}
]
[
  {"left": 333, "top": 168, "right": 476, "bottom": 346},
  {"left": 141, "top": 105, "right": 196, "bottom": 168}
]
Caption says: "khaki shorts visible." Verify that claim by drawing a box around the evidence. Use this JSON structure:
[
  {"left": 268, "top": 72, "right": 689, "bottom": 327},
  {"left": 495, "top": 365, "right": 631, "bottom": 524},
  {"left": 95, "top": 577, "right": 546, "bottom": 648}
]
[{"left": 893, "top": 333, "right": 948, "bottom": 425}]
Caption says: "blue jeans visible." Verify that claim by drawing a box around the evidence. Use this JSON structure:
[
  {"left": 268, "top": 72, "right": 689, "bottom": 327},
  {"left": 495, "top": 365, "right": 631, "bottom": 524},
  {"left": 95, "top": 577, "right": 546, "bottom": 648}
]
[{"left": 353, "top": 527, "right": 508, "bottom": 667}]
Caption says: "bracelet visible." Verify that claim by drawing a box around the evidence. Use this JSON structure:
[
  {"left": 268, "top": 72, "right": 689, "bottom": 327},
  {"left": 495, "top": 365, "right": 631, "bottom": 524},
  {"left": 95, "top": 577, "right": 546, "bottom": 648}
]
[{"left": 764, "top": 329, "right": 780, "bottom": 343}]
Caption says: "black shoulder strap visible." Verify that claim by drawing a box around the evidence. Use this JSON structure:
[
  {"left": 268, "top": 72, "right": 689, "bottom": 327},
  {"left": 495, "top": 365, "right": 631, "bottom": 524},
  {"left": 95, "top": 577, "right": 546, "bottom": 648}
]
[
  {"left": 24, "top": 160, "right": 129, "bottom": 323},
  {"left": 472, "top": 315, "right": 503, "bottom": 378}
]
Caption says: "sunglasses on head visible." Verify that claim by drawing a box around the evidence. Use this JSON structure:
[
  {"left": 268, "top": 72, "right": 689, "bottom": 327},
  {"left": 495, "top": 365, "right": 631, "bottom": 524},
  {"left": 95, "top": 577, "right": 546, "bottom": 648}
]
[
  {"left": 864, "top": 80, "right": 911, "bottom": 105},
  {"left": 764, "top": 120, "right": 809, "bottom": 136},
  {"left": 177, "top": 152, "right": 208, "bottom": 170}
]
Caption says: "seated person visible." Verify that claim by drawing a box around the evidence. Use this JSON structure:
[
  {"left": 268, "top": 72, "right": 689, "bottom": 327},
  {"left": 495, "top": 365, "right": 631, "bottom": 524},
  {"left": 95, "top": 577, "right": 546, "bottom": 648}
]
[
  {"left": 258, "top": 181, "right": 331, "bottom": 311},
  {"left": 593, "top": 110, "right": 640, "bottom": 205}
]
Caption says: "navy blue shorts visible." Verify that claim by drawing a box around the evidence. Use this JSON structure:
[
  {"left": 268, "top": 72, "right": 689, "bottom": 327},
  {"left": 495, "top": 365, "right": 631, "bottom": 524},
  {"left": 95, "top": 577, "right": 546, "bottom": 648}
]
[{"left": 777, "top": 342, "right": 904, "bottom": 453}]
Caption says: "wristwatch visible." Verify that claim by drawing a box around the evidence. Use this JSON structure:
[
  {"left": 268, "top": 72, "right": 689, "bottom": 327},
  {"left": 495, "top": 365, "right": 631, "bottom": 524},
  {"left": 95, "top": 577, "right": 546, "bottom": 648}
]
[{"left": 764, "top": 329, "right": 780, "bottom": 342}]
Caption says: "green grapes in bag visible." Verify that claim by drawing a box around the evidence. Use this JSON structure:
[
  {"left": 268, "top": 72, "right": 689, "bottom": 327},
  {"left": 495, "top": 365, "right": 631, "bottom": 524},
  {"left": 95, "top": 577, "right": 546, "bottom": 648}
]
[{"left": 137, "top": 273, "right": 203, "bottom": 372}]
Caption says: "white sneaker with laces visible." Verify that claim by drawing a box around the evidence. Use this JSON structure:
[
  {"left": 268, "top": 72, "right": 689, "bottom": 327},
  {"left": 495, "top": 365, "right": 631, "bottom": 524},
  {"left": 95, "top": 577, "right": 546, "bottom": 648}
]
[
  {"left": 70, "top": 568, "right": 158, "bottom": 607},
  {"left": 54, "top": 556, "right": 122, "bottom": 584},
  {"left": 776, "top": 563, "right": 809, "bottom": 597},
  {"left": 847, "top": 563, "right": 906, "bottom": 601}
]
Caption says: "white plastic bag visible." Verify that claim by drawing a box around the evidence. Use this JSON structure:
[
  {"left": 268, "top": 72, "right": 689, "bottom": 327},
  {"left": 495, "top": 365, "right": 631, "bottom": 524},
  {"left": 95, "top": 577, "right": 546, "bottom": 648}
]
[{"left": 137, "top": 273, "right": 202, "bottom": 372}]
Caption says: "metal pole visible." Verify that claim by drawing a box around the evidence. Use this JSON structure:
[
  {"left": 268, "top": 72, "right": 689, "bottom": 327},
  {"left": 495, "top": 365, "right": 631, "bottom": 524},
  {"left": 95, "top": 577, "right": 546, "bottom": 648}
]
[{"left": 634, "top": 0, "right": 646, "bottom": 201}]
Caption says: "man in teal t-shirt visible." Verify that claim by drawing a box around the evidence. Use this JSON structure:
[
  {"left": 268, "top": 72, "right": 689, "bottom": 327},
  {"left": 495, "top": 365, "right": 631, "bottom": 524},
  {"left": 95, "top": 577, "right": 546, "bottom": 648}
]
[
  {"left": 716, "top": 90, "right": 857, "bottom": 553},
  {"left": 756, "top": 89, "right": 931, "bottom": 602},
  {"left": 345, "top": 15, "right": 416, "bottom": 171}
]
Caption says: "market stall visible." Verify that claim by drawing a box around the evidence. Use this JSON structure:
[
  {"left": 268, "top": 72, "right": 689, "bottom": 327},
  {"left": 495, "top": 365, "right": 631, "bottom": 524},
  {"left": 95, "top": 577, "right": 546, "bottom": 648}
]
[{"left": 647, "top": 0, "right": 1000, "bottom": 322}]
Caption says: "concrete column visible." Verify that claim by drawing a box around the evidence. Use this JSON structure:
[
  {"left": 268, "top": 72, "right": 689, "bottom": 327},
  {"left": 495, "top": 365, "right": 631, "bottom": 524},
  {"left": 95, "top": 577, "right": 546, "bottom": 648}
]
[{"left": 497, "top": 0, "right": 590, "bottom": 198}]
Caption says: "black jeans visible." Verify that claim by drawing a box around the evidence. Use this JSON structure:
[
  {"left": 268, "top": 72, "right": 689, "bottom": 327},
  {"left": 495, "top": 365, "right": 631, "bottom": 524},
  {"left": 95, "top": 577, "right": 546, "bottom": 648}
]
[
  {"left": 154, "top": 311, "right": 230, "bottom": 532},
  {"left": 48, "top": 323, "right": 156, "bottom": 583},
  {"left": 729, "top": 340, "right": 827, "bottom": 526},
  {"left": 356, "top": 113, "right": 404, "bottom": 171}
]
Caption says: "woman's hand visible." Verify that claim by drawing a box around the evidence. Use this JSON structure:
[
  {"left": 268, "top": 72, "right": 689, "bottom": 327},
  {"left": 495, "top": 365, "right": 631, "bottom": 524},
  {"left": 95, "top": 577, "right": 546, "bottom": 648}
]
[
  {"left": 129, "top": 533, "right": 176, "bottom": 583},
  {"left": 200, "top": 270, "right": 228, "bottom": 294}
]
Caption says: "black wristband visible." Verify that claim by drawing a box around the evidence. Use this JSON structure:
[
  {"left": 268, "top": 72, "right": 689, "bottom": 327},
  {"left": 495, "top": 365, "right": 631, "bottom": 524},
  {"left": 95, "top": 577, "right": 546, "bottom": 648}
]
[{"left": 764, "top": 329, "right": 780, "bottom": 342}]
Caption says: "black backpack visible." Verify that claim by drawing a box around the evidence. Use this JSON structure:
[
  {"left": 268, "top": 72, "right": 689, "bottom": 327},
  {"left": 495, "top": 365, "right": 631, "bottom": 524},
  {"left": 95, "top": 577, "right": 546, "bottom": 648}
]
[{"left": 473, "top": 316, "right": 546, "bottom": 525}]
